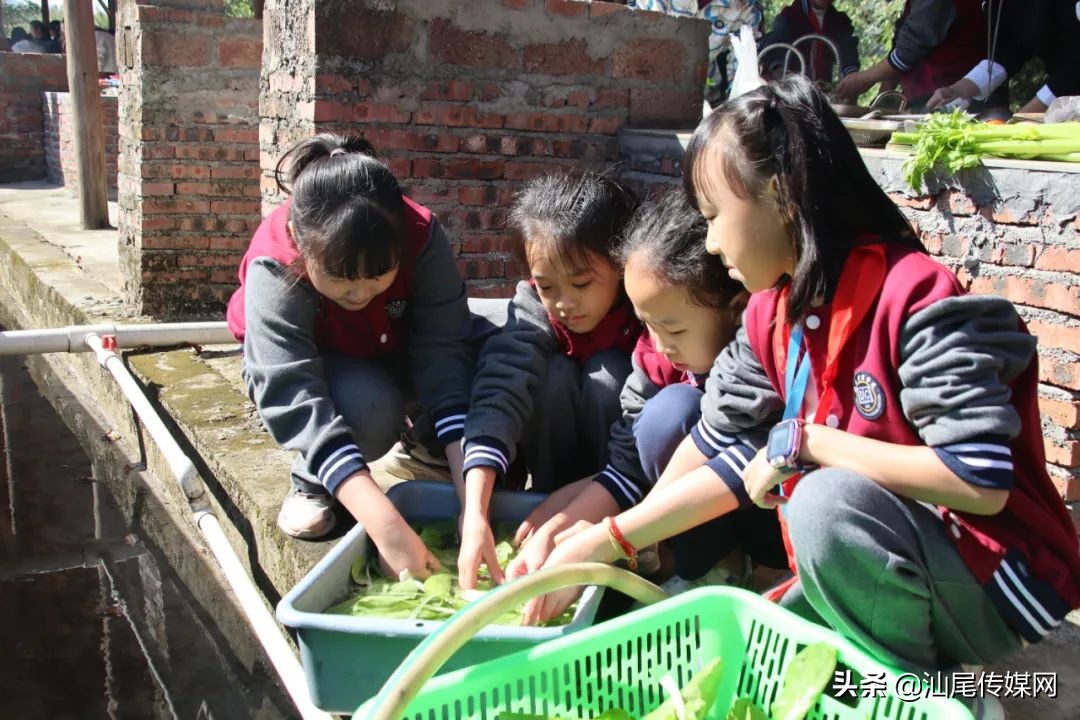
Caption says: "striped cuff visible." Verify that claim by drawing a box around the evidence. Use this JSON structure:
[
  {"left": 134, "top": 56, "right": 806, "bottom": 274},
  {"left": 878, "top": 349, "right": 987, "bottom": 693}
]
[
  {"left": 887, "top": 48, "right": 911, "bottom": 73},
  {"left": 933, "top": 436, "right": 1015, "bottom": 490},
  {"left": 1036, "top": 84, "right": 1056, "bottom": 108},
  {"left": 313, "top": 436, "right": 368, "bottom": 496},
  {"left": 690, "top": 417, "right": 737, "bottom": 459},
  {"left": 462, "top": 436, "right": 510, "bottom": 481},
  {"left": 840, "top": 65, "right": 859, "bottom": 77},
  {"left": 595, "top": 465, "right": 646, "bottom": 511},
  {"left": 986, "top": 549, "right": 1068, "bottom": 643},
  {"left": 433, "top": 405, "right": 467, "bottom": 445},
  {"left": 705, "top": 444, "right": 755, "bottom": 510}
]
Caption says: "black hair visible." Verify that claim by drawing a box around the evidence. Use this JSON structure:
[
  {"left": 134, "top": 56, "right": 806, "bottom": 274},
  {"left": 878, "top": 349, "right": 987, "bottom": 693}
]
[
  {"left": 49, "top": 20, "right": 61, "bottom": 36},
  {"left": 682, "top": 74, "right": 924, "bottom": 325},
  {"left": 508, "top": 170, "right": 640, "bottom": 273},
  {"left": 11, "top": 27, "right": 28, "bottom": 42},
  {"left": 618, "top": 191, "right": 743, "bottom": 310},
  {"left": 29, "top": 20, "right": 45, "bottom": 35},
  {"left": 275, "top": 133, "right": 405, "bottom": 280}
]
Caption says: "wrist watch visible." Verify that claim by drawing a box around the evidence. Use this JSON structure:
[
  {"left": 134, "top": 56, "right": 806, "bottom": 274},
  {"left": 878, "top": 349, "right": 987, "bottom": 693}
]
[{"left": 766, "top": 418, "right": 808, "bottom": 474}]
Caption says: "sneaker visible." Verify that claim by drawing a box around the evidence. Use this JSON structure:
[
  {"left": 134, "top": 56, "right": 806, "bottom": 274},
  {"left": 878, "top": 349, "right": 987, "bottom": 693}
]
[
  {"left": 277, "top": 488, "right": 336, "bottom": 539},
  {"left": 368, "top": 439, "right": 452, "bottom": 489}
]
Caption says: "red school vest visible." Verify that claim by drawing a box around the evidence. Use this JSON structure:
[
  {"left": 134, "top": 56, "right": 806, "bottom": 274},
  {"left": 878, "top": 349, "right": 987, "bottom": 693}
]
[
  {"left": 226, "top": 197, "right": 432, "bottom": 358},
  {"left": 896, "top": 0, "right": 983, "bottom": 100},
  {"left": 744, "top": 244, "right": 1080, "bottom": 629}
]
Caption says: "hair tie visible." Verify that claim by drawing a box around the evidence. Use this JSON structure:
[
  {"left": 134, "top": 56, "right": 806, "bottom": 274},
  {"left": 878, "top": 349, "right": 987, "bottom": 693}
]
[{"left": 329, "top": 148, "right": 347, "bottom": 158}]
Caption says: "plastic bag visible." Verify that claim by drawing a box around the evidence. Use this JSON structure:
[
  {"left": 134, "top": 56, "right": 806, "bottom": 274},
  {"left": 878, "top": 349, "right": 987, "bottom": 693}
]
[
  {"left": 1046, "top": 96, "right": 1080, "bottom": 124},
  {"left": 729, "top": 25, "right": 765, "bottom": 100}
]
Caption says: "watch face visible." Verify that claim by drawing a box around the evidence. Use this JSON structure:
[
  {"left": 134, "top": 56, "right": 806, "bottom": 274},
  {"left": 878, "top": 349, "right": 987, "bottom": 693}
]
[{"left": 767, "top": 422, "right": 794, "bottom": 459}]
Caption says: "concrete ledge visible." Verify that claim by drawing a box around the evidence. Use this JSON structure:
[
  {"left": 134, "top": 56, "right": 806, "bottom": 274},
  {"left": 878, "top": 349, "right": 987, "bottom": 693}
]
[{"left": 0, "top": 208, "right": 331, "bottom": 607}]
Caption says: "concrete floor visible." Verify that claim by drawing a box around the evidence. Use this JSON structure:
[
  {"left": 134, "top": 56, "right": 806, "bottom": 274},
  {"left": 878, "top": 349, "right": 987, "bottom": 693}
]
[
  {"left": 0, "top": 181, "right": 1078, "bottom": 719},
  {"left": 0, "top": 181, "right": 122, "bottom": 294}
]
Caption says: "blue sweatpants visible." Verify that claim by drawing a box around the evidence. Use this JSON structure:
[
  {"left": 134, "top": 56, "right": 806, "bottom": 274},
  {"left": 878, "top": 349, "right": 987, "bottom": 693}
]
[{"left": 633, "top": 384, "right": 786, "bottom": 580}]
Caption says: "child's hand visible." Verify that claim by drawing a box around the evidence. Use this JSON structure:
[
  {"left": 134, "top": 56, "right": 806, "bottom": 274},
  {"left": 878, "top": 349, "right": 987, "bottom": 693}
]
[
  {"left": 512, "top": 477, "right": 591, "bottom": 547},
  {"left": 743, "top": 448, "right": 790, "bottom": 510},
  {"left": 521, "top": 526, "right": 612, "bottom": 625},
  {"left": 374, "top": 520, "right": 442, "bottom": 580},
  {"left": 458, "top": 509, "right": 506, "bottom": 590},
  {"left": 506, "top": 526, "right": 557, "bottom": 580}
]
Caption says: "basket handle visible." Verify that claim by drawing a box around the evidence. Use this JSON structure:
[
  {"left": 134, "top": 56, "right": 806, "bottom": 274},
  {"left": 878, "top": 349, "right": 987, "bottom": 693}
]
[{"left": 361, "top": 562, "right": 668, "bottom": 720}]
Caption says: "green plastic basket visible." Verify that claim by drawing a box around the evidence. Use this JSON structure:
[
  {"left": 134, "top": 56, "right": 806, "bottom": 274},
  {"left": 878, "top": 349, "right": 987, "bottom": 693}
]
[{"left": 358, "top": 582, "right": 973, "bottom": 720}]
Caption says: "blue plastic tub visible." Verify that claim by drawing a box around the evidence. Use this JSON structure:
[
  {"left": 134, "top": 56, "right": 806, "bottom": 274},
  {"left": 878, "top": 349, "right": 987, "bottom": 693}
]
[{"left": 276, "top": 481, "right": 604, "bottom": 714}]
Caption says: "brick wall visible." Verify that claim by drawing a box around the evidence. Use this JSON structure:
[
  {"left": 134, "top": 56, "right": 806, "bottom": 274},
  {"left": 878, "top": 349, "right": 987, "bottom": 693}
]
[
  {"left": 0, "top": 52, "right": 68, "bottom": 183},
  {"left": 117, "top": 1, "right": 262, "bottom": 318},
  {"left": 871, "top": 159, "right": 1080, "bottom": 504},
  {"left": 262, "top": 0, "right": 708, "bottom": 297},
  {"left": 42, "top": 92, "right": 120, "bottom": 198}
]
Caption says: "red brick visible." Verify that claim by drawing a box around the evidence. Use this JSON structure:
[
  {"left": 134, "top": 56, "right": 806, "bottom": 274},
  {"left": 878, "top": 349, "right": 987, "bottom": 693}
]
[
  {"left": 214, "top": 127, "right": 260, "bottom": 144},
  {"left": 1027, "top": 320, "right": 1080, "bottom": 356},
  {"left": 413, "top": 132, "right": 460, "bottom": 153},
  {"left": 210, "top": 200, "right": 260, "bottom": 214},
  {"left": 175, "top": 182, "right": 213, "bottom": 195},
  {"left": 430, "top": 19, "right": 519, "bottom": 69},
  {"left": 590, "top": 1, "right": 630, "bottom": 16},
  {"left": 469, "top": 282, "right": 517, "bottom": 298},
  {"left": 505, "top": 161, "right": 565, "bottom": 181},
  {"left": 143, "top": 199, "right": 211, "bottom": 214},
  {"left": 458, "top": 186, "right": 502, "bottom": 206},
  {"left": 317, "top": 6, "right": 413, "bottom": 59},
  {"left": 316, "top": 74, "right": 366, "bottom": 95},
  {"left": 218, "top": 36, "right": 262, "bottom": 69},
  {"left": 313, "top": 101, "right": 412, "bottom": 124},
  {"left": 595, "top": 88, "right": 629, "bottom": 109},
  {"left": 1039, "top": 395, "right": 1080, "bottom": 427},
  {"left": 524, "top": 40, "right": 604, "bottom": 76},
  {"left": 1039, "top": 352, "right": 1080, "bottom": 391},
  {"left": 211, "top": 166, "right": 260, "bottom": 180},
  {"left": 939, "top": 190, "right": 977, "bottom": 216},
  {"left": 411, "top": 158, "right": 443, "bottom": 178},
  {"left": 1034, "top": 246, "right": 1080, "bottom": 273},
  {"left": 143, "top": 32, "right": 212, "bottom": 67},
  {"left": 545, "top": 0, "right": 586, "bottom": 16},
  {"left": 421, "top": 81, "right": 474, "bottom": 102},
  {"left": 505, "top": 111, "right": 589, "bottom": 134},
  {"left": 1050, "top": 473, "right": 1080, "bottom": 502},
  {"left": 444, "top": 159, "right": 505, "bottom": 181},
  {"left": 630, "top": 87, "right": 700, "bottom": 128},
  {"left": 387, "top": 158, "right": 411, "bottom": 178},
  {"left": 1045, "top": 437, "right": 1080, "bottom": 467},
  {"left": 503, "top": 0, "right": 533, "bottom": 9},
  {"left": 461, "top": 234, "right": 517, "bottom": 254},
  {"left": 414, "top": 104, "right": 504, "bottom": 129},
  {"left": 141, "top": 235, "right": 211, "bottom": 250},
  {"left": 969, "top": 274, "right": 1080, "bottom": 316},
  {"left": 588, "top": 115, "right": 625, "bottom": 134},
  {"left": 612, "top": 38, "right": 684, "bottom": 83}
]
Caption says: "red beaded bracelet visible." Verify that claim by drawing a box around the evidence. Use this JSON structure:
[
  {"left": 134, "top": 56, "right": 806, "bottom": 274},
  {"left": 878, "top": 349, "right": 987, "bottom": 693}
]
[{"left": 605, "top": 516, "right": 637, "bottom": 571}]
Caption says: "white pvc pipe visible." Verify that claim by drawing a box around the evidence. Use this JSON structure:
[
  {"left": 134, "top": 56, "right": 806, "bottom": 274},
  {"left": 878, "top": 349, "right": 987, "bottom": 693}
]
[
  {"left": 82, "top": 333, "right": 332, "bottom": 720},
  {"left": 0, "top": 321, "right": 236, "bottom": 356},
  {"left": 195, "top": 510, "right": 333, "bottom": 720},
  {"left": 86, "top": 333, "right": 203, "bottom": 502}
]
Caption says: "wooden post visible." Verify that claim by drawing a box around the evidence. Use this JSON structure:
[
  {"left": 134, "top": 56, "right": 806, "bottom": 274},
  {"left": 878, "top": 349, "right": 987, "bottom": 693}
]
[
  {"left": 253, "top": 0, "right": 264, "bottom": 19},
  {"left": 63, "top": 0, "right": 110, "bottom": 229},
  {"left": 109, "top": 0, "right": 117, "bottom": 33},
  {"left": 40, "top": 0, "right": 50, "bottom": 26}
]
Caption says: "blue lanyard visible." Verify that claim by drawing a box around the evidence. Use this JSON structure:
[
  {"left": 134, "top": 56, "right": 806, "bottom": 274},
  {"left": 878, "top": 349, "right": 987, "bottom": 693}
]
[{"left": 783, "top": 324, "right": 811, "bottom": 421}]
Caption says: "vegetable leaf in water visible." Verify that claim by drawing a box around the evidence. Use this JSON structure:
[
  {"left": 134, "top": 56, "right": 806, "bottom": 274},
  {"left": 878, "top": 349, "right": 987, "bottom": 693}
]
[{"left": 770, "top": 643, "right": 838, "bottom": 720}]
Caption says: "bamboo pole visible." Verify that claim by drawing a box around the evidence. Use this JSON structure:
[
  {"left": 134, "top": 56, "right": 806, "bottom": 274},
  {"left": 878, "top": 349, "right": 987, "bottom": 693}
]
[{"left": 62, "top": 0, "right": 110, "bottom": 229}]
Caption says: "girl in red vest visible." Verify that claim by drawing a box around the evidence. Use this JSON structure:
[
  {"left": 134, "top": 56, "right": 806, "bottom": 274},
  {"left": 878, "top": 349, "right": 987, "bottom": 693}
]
[
  {"left": 226, "top": 134, "right": 474, "bottom": 579},
  {"left": 458, "top": 172, "right": 641, "bottom": 589},
  {"left": 525, "top": 76, "right": 1080, "bottom": 691},
  {"left": 506, "top": 193, "right": 787, "bottom": 583}
]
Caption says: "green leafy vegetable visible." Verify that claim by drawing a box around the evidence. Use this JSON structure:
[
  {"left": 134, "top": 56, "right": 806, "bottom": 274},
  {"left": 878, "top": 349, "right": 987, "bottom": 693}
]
[
  {"left": 325, "top": 521, "right": 576, "bottom": 626},
  {"left": 769, "top": 643, "right": 838, "bottom": 720},
  {"left": 726, "top": 698, "right": 768, "bottom": 720},
  {"left": 642, "top": 657, "right": 725, "bottom": 720},
  {"left": 892, "top": 112, "right": 1080, "bottom": 189}
]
